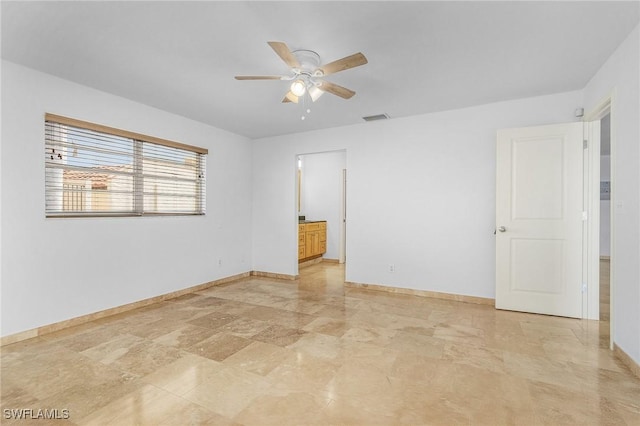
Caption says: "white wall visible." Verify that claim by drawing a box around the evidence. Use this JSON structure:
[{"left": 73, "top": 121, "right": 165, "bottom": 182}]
[
  {"left": 1, "top": 61, "right": 253, "bottom": 337},
  {"left": 300, "top": 151, "right": 346, "bottom": 261},
  {"left": 252, "top": 90, "right": 583, "bottom": 297},
  {"left": 583, "top": 24, "right": 640, "bottom": 366}
]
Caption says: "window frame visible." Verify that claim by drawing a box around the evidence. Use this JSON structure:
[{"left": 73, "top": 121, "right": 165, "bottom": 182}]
[{"left": 45, "top": 113, "right": 208, "bottom": 218}]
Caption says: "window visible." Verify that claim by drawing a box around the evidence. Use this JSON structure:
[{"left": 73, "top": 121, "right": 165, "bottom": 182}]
[{"left": 45, "top": 114, "right": 207, "bottom": 217}]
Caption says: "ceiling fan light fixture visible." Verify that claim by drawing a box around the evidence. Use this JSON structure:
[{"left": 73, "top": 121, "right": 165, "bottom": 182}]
[
  {"left": 290, "top": 79, "right": 306, "bottom": 97},
  {"left": 308, "top": 85, "right": 324, "bottom": 102}
]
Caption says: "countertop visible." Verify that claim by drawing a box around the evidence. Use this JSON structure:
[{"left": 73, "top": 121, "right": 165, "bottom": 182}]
[{"left": 298, "top": 220, "right": 326, "bottom": 224}]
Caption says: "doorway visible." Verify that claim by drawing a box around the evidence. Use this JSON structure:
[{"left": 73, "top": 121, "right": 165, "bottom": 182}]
[
  {"left": 585, "top": 97, "right": 614, "bottom": 349},
  {"left": 599, "top": 113, "right": 611, "bottom": 323},
  {"left": 296, "top": 150, "right": 347, "bottom": 270}
]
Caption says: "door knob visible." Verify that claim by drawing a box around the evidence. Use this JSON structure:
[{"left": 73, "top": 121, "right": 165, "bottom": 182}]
[{"left": 498, "top": 226, "right": 506, "bottom": 232}]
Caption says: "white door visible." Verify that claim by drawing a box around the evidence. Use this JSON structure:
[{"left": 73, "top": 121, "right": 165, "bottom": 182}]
[{"left": 496, "top": 123, "right": 584, "bottom": 318}]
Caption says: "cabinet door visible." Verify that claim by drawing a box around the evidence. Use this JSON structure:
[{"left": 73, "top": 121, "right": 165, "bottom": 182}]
[
  {"left": 319, "top": 223, "right": 326, "bottom": 253},
  {"left": 314, "top": 232, "right": 321, "bottom": 255},
  {"left": 307, "top": 230, "right": 320, "bottom": 256},
  {"left": 314, "top": 231, "right": 321, "bottom": 255},
  {"left": 305, "top": 230, "right": 314, "bottom": 256},
  {"left": 298, "top": 224, "right": 306, "bottom": 260}
]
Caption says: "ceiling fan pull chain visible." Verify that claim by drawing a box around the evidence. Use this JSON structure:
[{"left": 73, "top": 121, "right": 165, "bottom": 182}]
[{"left": 301, "top": 91, "right": 308, "bottom": 120}]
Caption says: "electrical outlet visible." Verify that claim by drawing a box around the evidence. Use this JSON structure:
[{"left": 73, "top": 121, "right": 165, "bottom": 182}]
[{"left": 389, "top": 264, "right": 395, "bottom": 273}]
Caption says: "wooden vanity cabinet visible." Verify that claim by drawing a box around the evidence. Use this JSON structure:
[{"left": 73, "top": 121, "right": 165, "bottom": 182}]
[{"left": 298, "top": 221, "right": 326, "bottom": 262}]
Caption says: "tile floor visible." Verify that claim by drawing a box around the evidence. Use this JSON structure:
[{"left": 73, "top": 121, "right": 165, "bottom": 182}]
[{"left": 1, "top": 262, "right": 639, "bottom": 425}]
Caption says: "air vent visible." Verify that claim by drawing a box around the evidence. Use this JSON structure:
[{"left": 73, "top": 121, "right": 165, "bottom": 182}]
[{"left": 362, "top": 113, "right": 390, "bottom": 122}]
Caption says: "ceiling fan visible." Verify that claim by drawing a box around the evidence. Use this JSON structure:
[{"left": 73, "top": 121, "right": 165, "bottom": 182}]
[{"left": 235, "top": 41, "right": 368, "bottom": 104}]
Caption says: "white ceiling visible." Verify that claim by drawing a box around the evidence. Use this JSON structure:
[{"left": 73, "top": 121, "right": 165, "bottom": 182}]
[{"left": 2, "top": 1, "right": 638, "bottom": 139}]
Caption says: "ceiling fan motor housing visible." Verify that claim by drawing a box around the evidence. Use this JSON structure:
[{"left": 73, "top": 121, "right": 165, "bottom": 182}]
[{"left": 292, "top": 49, "right": 322, "bottom": 76}]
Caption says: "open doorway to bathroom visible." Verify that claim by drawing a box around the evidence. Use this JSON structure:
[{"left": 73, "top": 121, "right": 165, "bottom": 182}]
[
  {"left": 599, "top": 113, "right": 611, "bottom": 323},
  {"left": 586, "top": 100, "right": 614, "bottom": 349},
  {"left": 296, "top": 150, "right": 347, "bottom": 271}
]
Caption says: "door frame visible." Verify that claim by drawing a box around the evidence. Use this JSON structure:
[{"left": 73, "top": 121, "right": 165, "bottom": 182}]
[
  {"left": 295, "top": 149, "right": 348, "bottom": 274},
  {"left": 584, "top": 91, "right": 615, "bottom": 349},
  {"left": 339, "top": 168, "right": 346, "bottom": 264}
]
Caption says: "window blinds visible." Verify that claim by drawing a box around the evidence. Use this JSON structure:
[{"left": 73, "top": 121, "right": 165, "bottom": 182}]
[{"left": 45, "top": 114, "right": 207, "bottom": 217}]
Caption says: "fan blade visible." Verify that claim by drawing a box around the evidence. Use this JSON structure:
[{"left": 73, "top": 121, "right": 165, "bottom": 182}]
[
  {"left": 318, "top": 52, "right": 367, "bottom": 76},
  {"left": 268, "top": 41, "right": 300, "bottom": 69},
  {"left": 235, "top": 75, "right": 283, "bottom": 80},
  {"left": 283, "top": 91, "right": 299, "bottom": 103},
  {"left": 318, "top": 80, "right": 356, "bottom": 99}
]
